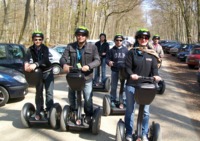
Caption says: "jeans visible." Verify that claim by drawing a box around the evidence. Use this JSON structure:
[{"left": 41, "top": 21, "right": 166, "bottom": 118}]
[
  {"left": 94, "top": 57, "right": 106, "bottom": 83},
  {"left": 68, "top": 81, "right": 93, "bottom": 116},
  {"left": 125, "top": 85, "right": 150, "bottom": 136},
  {"left": 35, "top": 70, "right": 54, "bottom": 115}
]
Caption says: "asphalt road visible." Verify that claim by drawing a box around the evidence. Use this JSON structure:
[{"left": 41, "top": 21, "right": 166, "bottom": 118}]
[{"left": 0, "top": 59, "right": 200, "bottom": 141}]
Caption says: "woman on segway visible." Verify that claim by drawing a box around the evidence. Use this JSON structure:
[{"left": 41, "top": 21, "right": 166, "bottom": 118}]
[
  {"left": 124, "top": 29, "right": 162, "bottom": 141},
  {"left": 60, "top": 26, "right": 100, "bottom": 123},
  {"left": 24, "top": 31, "right": 54, "bottom": 120},
  {"left": 94, "top": 33, "right": 109, "bottom": 86}
]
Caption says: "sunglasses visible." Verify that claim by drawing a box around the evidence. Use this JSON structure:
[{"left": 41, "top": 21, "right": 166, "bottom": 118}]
[
  {"left": 34, "top": 39, "right": 42, "bottom": 41},
  {"left": 76, "top": 34, "right": 87, "bottom": 37},
  {"left": 138, "top": 37, "right": 149, "bottom": 40},
  {"left": 115, "top": 40, "right": 123, "bottom": 42}
]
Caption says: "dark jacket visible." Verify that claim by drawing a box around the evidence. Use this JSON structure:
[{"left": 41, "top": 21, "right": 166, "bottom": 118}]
[
  {"left": 95, "top": 41, "right": 109, "bottom": 58},
  {"left": 125, "top": 48, "right": 159, "bottom": 86},
  {"left": 60, "top": 42, "right": 100, "bottom": 82},
  {"left": 106, "top": 46, "right": 128, "bottom": 72},
  {"left": 25, "top": 44, "right": 52, "bottom": 72}
]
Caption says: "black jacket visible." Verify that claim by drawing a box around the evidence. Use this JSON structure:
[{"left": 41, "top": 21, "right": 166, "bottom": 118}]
[
  {"left": 60, "top": 42, "right": 100, "bottom": 82},
  {"left": 95, "top": 41, "right": 109, "bottom": 58},
  {"left": 125, "top": 48, "right": 159, "bottom": 86},
  {"left": 106, "top": 46, "right": 128, "bottom": 72},
  {"left": 25, "top": 44, "right": 52, "bottom": 72}
]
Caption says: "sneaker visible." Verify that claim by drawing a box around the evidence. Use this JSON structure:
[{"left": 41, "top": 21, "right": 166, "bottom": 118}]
[
  {"left": 142, "top": 135, "right": 149, "bottom": 141},
  {"left": 35, "top": 114, "right": 40, "bottom": 120},
  {"left": 84, "top": 116, "right": 92, "bottom": 124},
  {"left": 125, "top": 135, "right": 133, "bottom": 141},
  {"left": 111, "top": 101, "right": 116, "bottom": 108}
]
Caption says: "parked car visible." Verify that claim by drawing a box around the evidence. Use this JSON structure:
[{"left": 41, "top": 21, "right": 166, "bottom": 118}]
[
  {"left": 0, "top": 43, "right": 26, "bottom": 73},
  {"left": 176, "top": 44, "right": 194, "bottom": 61},
  {"left": 186, "top": 47, "right": 200, "bottom": 68},
  {"left": 169, "top": 44, "right": 182, "bottom": 56},
  {"left": 49, "top": 48, "right": 62, "bottom": 75},
  {"left": 197, "top": 62, "right": 200, "bottom": 86},
  {"left": 107, "top": 40, "right": 115, "bottom": 49},
  {"left": 53, "top": 44, "right": 67, "bottom": 55},
  {"left": 163, "top": 41, "right": 180, "bottom": 54},
  {"left": 0, "top": 66, "right": 28, "bottom": 106}
]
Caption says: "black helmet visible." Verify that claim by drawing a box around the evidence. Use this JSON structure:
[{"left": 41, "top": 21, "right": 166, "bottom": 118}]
[
  {"left": 32, "top": 31, "right": 44, "bottom": 39},
  {"left": 152, "top": 34, "right": 160, "bottom": 40},
  {"left": 114, "top": 34, "right": 124, "bottom": 41},
  {"left": 135, "top": 28, "right": 150, "bottom": 39},
  {"left": 99, "top": 33, "right": 106, "bottom": 38},
  {"left": 75, "top": 26, "right": 89, "bottom": 37}
]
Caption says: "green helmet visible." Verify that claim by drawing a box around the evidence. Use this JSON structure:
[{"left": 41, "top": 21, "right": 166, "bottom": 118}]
[
  {"left": 135, "top": 28, "right": 150, "bottom": 39},
  {"left": 152, "top": 34, "right": 160, "bottom": 40},
  {"left": 114, "top": 34, "right": 124, "bottom": 41},
  {"left": 75, "top": 26, "right": 89, "bottom": 37},
  {"left": 32, "top": 30, "right": 44, "bottom": 39}
]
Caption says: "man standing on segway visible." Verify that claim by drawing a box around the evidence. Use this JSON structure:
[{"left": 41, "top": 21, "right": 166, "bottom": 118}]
[
  {"left": 106, "top": 34, "right": 128, "bottom": 109},
  {"left": 24, "top": 31, "right": 54, "bottom": 120},
  {"left": 94, "top": 33, "right": 109, "bottom": 86},
  {"left": 124, "top": 29, "right": 162, "bottom": 141},
  {"left": 60, "top": 26, "right": 100, "bottom": 123}
]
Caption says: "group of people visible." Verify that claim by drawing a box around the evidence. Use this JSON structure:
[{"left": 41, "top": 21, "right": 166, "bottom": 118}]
[{"left": 24, "top": 26, "right": 163, "bottom": 141}]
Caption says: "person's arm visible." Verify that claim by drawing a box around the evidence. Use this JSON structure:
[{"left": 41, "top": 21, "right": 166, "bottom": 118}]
[
  {"left": 60, "top": 45, "right": 72, "bottom": 73},
  {"left": 151, "top": 56, "right": 161, "bottom": 81},
  {"left": 159, "top": 45, "right": 164, "bottom": 58},
  {"left": 86, "top": 45, "right": 101, "bottom": 69}
]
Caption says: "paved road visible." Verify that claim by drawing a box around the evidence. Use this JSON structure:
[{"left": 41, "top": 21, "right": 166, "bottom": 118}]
[{"left": 0, "top": 59, "right": 200, "bottom": 141}]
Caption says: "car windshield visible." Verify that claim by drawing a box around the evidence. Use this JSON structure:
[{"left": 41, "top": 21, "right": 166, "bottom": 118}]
[
  {"left": 191, "top": 48, "right": 200, "bottom": 54},
  {"left": 0, "top": 45, "right": 6, "bottom": 59}
]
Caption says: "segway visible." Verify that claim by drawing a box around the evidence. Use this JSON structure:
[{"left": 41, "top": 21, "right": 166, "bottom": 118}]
[
  {"left": 103, "top": 67, "right": 126, "bottom": 116},
  {"left": 116, "top": 76, "right": 162, "bottom": 141},
  {"left": 60, "top": 68, "right": 102, "bottom": 134},
  {"left": 93, "top": 64, "right": 111, "bottom": 92},
  {"left": 21, "top": 69, "right": 62, "bottom": 129}
]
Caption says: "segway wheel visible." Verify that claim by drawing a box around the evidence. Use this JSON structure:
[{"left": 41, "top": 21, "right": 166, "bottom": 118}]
[
  {"left": 104, "top": 77, "right": 111, "bottom": 92},
  {"left": 49, "top": 103, "right": 62, "bottom": 129},
  {"left": 116, "top": 119, "right": 125, "bottom": 141},
  {"left": 91, "top": 107, "right": 102, "bottom": 135},
  {"left": 21, "top": 103, "right": 35, "bottom": 128},
  {"left": 157, "top": 80, "right": 166, "bottom": 95},
  {"left": 60, "top": 105, "right": 70, "bottom": 131},
  {"left": 150, "top": 122, "right": 162, "bottom": 141},
  {"left": 103, "top": 95, "right": 111, "bottom": 116}
]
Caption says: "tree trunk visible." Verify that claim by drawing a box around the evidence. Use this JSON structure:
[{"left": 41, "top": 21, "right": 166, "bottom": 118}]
[
  {"left": 197, "top": 0, "right": 200, "bottom": 42},
  {"left": 45, "top": 0, "right": 51, "bottom": 46},
  {"left": 18, "top": 0, "right": 33, "bottom": 44}
]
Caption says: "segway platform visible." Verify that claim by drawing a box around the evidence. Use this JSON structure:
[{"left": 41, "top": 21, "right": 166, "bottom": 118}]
[{"left": 93, "top": 77, "right": 111, "bottom": 92}]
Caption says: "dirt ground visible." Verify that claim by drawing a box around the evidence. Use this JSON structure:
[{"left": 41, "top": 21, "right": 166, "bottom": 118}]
[{"left": 162, "top": 54, "right": 200, "bottom": 127}]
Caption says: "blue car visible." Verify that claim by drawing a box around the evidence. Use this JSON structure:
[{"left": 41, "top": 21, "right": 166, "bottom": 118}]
[{"left": 0, "top": 66, "right": 28, "bottom": 106}]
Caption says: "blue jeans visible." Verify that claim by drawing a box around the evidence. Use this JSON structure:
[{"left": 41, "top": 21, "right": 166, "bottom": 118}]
[
  {"left": 125, "top": 85, "right": 150, "bottom": 136},
  {"left": 110, "top": 71, "right": 119, "bottom": 100},
  {"left": 68, "top": 81, "right": 93, "bottom": 116},
  {"left": 94, "top": 57, "right": 106, "bottom": 83},
  {"left": 35, "top": 70, "right": 54, "bottom": 114}
]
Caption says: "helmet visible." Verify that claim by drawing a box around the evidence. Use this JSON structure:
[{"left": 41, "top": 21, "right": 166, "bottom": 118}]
[
  {"left": 114, "top": 34, "right": 124, "bottom": 41},
  {"left": 152, "top": 34, "right": 160, "bottom": 40},
  {"left": 32, "top": 30, "right": 44, "bottom": 39},
  {"left": 75, "top": 26, "right": 89, "bottom": 37},
  {"left": 135, "top": 28, "right": 150, "bottom": 39}
]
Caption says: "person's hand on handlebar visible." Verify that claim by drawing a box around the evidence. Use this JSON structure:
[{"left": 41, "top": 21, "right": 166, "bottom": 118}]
[
  {"left": 108, "top": 61, "right": 114, "bottom": 67},
  {"left": 82, "top": 65, "right": 90, "bottom": 72},
  {"left": 130, "top": 74, "right": 139, "bottom": 80},
  {"left": 63, "top": 64, "right": 72, "bottom": 73},
  {"left": 153, "top": 76, "right": 162, "bottom": 82}
]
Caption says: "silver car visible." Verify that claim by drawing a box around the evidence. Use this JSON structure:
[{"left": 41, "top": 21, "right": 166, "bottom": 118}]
[{"left": 49, "top": 48, "right": 62, "bottom": 75}]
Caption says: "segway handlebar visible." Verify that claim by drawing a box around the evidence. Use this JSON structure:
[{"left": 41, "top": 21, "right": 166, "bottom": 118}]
[
  {"left": 138, "top": 76, "right": 155, "bottom": 81},
  {"left": 69, "top": 67, "right": 82, "bottom": 73}
]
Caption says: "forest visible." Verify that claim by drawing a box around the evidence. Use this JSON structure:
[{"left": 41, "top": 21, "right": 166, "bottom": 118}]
[{"left": 0, "top": 0, "right": 199, "bottom": 46}]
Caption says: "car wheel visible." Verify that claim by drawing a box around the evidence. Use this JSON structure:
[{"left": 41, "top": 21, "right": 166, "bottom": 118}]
[
  {"left": 188, "top": 64, "right": 195, "bottom": 69},
  {"left": 0, "top": 86, "right": 9, "bottom": 107},
  {"left": 52, "top": 64, "right": 61, "bottom": 75}
]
